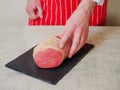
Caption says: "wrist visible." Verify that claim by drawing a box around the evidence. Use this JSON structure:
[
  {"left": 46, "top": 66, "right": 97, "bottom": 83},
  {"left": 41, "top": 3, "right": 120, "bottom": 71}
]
[{"left": 77, "top": 0, "right": 96, "bottom": 16}]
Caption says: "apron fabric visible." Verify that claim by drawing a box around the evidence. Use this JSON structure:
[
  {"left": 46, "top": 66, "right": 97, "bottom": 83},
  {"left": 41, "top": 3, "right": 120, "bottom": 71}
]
[{"left": 29, "top": 0, "right": 107, "bottom": 26}]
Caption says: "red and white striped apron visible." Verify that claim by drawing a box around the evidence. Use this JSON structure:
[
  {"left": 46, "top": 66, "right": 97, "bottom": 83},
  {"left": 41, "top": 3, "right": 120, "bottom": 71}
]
[{"left": 29, "top": 0, "right": 107, "bottom": 26}]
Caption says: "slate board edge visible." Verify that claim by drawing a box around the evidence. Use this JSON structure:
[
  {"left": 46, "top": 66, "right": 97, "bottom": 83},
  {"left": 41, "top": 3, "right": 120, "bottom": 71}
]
[{"left": 5, "top": 43, "right": 94, "bottom": 85}]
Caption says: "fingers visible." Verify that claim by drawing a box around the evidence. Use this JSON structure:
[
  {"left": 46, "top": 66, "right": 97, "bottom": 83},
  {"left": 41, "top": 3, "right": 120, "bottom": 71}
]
[
  {"left": 26, "top": 6, "right": 38, "bottom": 20},
  {"left": 69, "top": 27, "right": 82, "bottom": 58},
  {"left": 75, "top": 32, "right": 85, "bottom": 54},
  {"left": 78, "top": 27, "right": 89, "bottom": 48},
  {"left": 79, "top": 27, "right": 88, "bottom": 47},
  {"left": 26, "top": 0, "right": 43, "bottom": 20},
  {"left": 59, "top": 25, "right": 76, "bottom": 48},
  {"left": 60, "top": 25, "right": 88, "bottom": 58},
  {"left": 61, "top": 28, "right": 67, "bottom": 36},
  {"left": 30, "top": 11, "right": 38, "bottom": 19},
  {"left": 73, "top": 28, "right": 89, "bottom": 55},
  {"left": 37, "top": 3, "right": 43, "bottom": 18}
]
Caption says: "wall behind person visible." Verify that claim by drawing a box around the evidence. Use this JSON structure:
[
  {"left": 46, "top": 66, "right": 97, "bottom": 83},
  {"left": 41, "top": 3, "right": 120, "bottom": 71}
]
[
  {"left": 106, "top": 0, "right": 120, "bottom": 26},
  {"left": 0, "top": 0, "right": 27, "bottom": 27},
  {"left": 0, "top": 0, "right": 120, "bottom": 27}
]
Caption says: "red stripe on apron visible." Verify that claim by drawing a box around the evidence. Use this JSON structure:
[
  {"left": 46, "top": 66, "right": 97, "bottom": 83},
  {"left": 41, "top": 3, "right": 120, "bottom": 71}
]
[{"left": 29, "top": 0, "right": 107, "bottom": 26}]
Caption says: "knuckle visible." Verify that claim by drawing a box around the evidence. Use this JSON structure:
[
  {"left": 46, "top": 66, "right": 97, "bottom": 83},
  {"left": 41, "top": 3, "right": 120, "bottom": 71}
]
[
  {"left": 61, "top": 39, "right": 66, "bottom": 44},
  {"left": 74, "top": 39, "right": 79, "bottom": 44},
  {"left": 25, "top": 7, "right": 29, "bottom": 12},
  {"left": 26, "top": 7, "right": 31, "bottom": 13},
  {"left": 39, "top": 10, "right": 43, "bottom": 14},
  {"left": 70, "top": 46, "right": 76, "bottom": 54}
]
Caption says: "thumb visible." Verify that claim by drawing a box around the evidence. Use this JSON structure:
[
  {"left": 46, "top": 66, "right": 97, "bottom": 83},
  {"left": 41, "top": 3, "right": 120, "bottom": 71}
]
[{"left": 37, "top": 4, "right": 43, "bottom": 18}]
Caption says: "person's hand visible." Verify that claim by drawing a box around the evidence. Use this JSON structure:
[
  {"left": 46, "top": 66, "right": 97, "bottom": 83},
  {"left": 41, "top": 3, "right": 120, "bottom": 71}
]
[
  {"left": 59, "top": 0, "right": 96, "bottom": 58},
  {"left": 59, "top": 8, "right": 89, "bottom": 58},
  {"left": 26, "top": 0, "right": 43, "bottom": 20}
]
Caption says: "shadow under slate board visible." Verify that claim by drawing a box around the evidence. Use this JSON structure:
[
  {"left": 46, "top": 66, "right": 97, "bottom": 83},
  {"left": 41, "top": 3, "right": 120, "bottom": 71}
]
[{"left": 5, "top": 43, "right": 94, "bottom": 85}]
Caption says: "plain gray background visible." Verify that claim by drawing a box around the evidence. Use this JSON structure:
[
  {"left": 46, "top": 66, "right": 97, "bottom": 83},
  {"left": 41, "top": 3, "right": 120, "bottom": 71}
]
[{"left": 0, "top": 0, "right": 120, "bottom": 27}]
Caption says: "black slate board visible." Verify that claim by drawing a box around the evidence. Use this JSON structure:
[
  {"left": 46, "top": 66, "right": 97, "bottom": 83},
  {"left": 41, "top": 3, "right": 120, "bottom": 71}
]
[{"left": 5, "top": 43, "right": 94, "bottom": 85}]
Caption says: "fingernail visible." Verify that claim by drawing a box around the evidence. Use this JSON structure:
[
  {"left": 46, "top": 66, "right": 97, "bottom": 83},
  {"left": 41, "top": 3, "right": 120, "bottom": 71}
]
[
  {"left": 59, "top": 44, "right": 63, "bottom": 48},
  {"left": 39, "top": 14, "right": 43, "bottom": 18},
  {"left": 40, "top": 15, "right": 43, "bottom": 18},
  {"left": 59, "top": 42, "right": 64, "bottom": 48},
  {"left": 69, "top": 54, "right": 72, "bottom": 58}
]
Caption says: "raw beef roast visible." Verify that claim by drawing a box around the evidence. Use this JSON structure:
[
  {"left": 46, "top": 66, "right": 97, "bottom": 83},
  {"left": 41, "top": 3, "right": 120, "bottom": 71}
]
[{"left": 33, "top": 36, "right": 71, "bottom": 68}]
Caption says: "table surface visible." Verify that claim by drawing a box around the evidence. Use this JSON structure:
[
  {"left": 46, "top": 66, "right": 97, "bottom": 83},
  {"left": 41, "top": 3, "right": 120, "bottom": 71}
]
[{"left": 0, "top": 26, "right": 120, "bottom": 90}]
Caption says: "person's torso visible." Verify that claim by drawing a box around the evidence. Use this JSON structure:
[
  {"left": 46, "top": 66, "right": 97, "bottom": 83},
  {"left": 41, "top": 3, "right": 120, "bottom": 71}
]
[{"left": 29, "top": 0, "right": 107, "bottom": 26}]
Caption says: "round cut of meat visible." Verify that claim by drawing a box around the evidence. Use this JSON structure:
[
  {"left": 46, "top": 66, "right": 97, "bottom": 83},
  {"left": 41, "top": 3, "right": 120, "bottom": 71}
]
[
  {"left": 33, "top": 48, "right": 62, "bottom": 68},
  {"left": 33, "top": 36, "right": 71, "bottom": 68}
]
